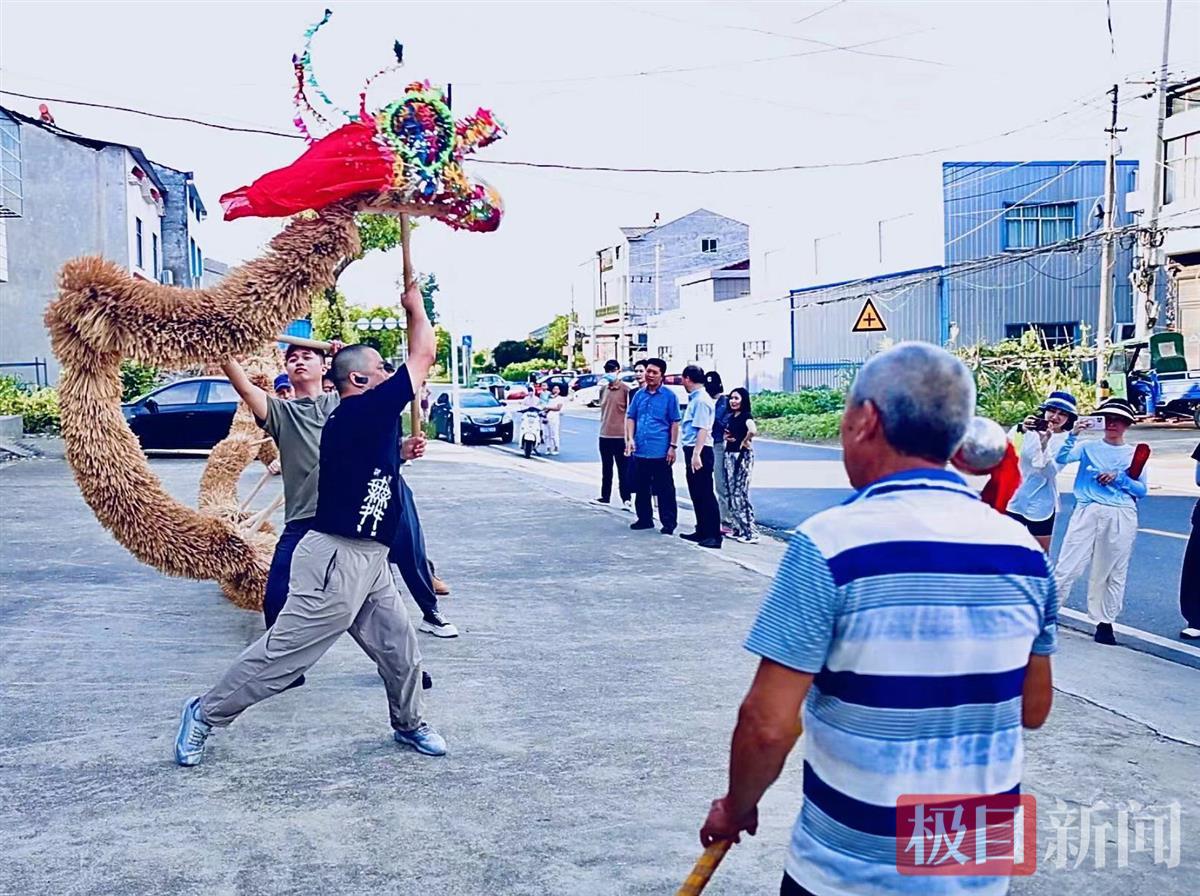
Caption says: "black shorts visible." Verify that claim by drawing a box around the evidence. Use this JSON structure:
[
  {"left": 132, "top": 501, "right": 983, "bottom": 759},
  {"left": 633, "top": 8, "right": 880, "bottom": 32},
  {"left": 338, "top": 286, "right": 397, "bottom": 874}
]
[{"left": 1007, "top": 510, "right": 1055, "bottom": 537}]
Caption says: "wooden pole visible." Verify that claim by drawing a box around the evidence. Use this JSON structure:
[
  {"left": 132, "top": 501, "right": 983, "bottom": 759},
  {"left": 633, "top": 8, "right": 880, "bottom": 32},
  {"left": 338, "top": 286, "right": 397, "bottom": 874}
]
[
  {"left": 239, "top": 469, "right": 272, "bottom": 513},
  {"left": 401, "top": 213, "right": 423, "bottom": 440},
  {"left": 276, "top": 334, "right": 333, "bottom": 352},
  {"left": 675, "top": 841, "right": 731, "bottom": 896},
  {"left": 241, "top": 492, "right": 284, "bottom": 534}
]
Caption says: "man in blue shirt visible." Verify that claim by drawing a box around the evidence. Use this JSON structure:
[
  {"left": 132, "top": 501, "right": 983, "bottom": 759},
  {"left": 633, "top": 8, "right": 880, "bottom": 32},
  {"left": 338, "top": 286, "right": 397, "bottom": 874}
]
[
  {"left": 700, "top": 343, "right": 1056, "bottom": 896},
  {"left": 625, "top": 357, "right": 682, "bottom": 534},
  {"left": 680, "top": 364, "right": 722, "bottom": 549}
]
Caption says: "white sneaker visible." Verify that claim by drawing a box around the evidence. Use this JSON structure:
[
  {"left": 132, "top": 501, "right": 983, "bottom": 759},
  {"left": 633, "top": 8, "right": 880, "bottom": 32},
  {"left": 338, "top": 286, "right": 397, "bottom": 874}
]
[
  {"left": 735, "top": 533, "right": 760, "bottom": 544},
  {"left": 622, "top": 500, "right": 634, "bottom": 512},
  {"left": 420, "top": 613, "right": 460, "bottom": 638},
  {"left": 1181, "top": 627, "right": 1200, "bottom": 640}
]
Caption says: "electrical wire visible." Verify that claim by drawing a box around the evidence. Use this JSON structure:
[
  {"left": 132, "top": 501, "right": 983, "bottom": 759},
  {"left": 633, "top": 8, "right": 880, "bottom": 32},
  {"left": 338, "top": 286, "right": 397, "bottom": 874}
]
[{"left": 945, "top": 161, "right": 1086, "bottom": 247}]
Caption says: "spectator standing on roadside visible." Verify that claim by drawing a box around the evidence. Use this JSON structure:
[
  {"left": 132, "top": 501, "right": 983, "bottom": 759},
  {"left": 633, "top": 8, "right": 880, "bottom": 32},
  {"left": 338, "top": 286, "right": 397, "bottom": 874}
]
[
  {"left": 544, "top": 384, "right": 564, "bottom": 455},
  {"left": 626, "top": 358, "right": 681, "bottom": 535},
  {"left": 1179, "top": 440, "right": 1200, "bottom": 641},
  {"left": 680, "top": 365, "right": 722, "bottom": 549},
  {"left": 706, "top": 371, "right": 733, "bottom": 534},
  {"left": 1007, "top": 391, "right": 1076, "bottom": 552},
  {"left": 594, "top": 359, "right": 632, "bottom": 510},
  {"left": 273, "top": 374, "right": 294, "bottom": 401},
  {"left": 700, "top": 342, "right": 1056, "bottom": 896},
  {"left": 1053, "top": 398, "right": 1146, "bottom": 646},
  {"left": 723, "top": 387, "right": 758, "bottom": 544}
]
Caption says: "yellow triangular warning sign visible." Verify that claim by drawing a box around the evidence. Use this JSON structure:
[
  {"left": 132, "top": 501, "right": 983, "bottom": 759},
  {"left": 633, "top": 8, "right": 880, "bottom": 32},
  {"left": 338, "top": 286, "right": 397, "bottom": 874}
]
[{"left": 852, "top": 298, "right": 887, "bottom": 333}]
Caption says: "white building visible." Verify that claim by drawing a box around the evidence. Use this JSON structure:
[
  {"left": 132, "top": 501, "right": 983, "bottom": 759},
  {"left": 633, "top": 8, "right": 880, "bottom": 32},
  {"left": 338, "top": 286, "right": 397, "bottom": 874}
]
[
  {"left": 642, "top": 261, "right": 788, "bottom": 392},
  {"left": 1162, "top": 78, "right": 1200, "bottom": 367}
]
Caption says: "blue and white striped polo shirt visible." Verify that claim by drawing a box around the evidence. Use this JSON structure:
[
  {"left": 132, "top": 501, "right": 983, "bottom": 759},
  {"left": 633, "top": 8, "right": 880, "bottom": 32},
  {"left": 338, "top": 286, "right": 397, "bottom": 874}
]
[{"left": 746, "top": 468, "right": 1057, "bottom": 896}]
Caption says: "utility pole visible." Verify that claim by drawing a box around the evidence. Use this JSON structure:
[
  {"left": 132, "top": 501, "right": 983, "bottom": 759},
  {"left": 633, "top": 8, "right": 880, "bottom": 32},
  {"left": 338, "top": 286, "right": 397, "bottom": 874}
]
[
  {"left": 1096, "top": 83, "right": 1125, "bottom": 399},
  {"left": 1133, "top": 0, "right": 1173, "bottom": 339},
  {"left": 448, "top": 325, "right": 462, "bottom": 444},
  {"left": 654, "top": 242, "right": 662, "bottom": 314}
]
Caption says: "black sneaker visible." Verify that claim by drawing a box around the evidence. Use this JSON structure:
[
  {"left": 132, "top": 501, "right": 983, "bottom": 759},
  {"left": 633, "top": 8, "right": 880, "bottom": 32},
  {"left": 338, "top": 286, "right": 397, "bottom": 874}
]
[
  {"left": 680, "top": 532, "right": 702, "bottom": 542},
  {"left": 422, "top": 671, "right": 433, "bottom": 690},
  {"left": 698, "top": 538, "right": 722, "bottom": 549},
  {"left": 661, "top": 527, "right": 675, "bottom": 536},
  {"left": 591, "top": 497, "right": 611, "bottom": 505},
  {"left": 1094, "top": 623, "right": 1117, "bottom": 645},
  {"left": 630, "top": 520, "right": 655, "bottom": 530}
]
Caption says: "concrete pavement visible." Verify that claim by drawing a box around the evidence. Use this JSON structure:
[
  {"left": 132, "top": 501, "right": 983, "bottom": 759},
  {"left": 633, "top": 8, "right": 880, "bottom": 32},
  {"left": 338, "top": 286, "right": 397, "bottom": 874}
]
[{"left": 1, "top": 438, "right": 1197, "bottom": 894}]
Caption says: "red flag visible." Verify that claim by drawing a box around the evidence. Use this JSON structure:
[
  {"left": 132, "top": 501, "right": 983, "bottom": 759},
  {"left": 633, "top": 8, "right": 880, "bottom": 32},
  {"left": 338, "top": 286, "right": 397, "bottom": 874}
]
[
  {"left": 980, "top": 442, "right": 1021, "bottom": 513},
  {"left": 1127, "top": 443, "right": 1150, "bottom": 480},
  {"left": 220, "top": 121, "right": 395, "bottom": 221}
]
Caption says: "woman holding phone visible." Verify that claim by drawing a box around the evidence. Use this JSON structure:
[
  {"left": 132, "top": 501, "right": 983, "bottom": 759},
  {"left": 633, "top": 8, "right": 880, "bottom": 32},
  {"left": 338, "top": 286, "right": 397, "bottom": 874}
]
[{"left": 1006, "top": 390, "right": 1076, "bottom": 551}]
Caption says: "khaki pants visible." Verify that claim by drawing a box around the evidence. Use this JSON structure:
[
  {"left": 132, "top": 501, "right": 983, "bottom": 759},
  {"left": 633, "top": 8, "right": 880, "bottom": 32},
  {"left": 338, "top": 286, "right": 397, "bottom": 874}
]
[
  {"left": 1053, "top": 502, "right": 1138, "bottom": 625},
  {"left": 200, "top": 531, "right": 424, "bottom": 731}
]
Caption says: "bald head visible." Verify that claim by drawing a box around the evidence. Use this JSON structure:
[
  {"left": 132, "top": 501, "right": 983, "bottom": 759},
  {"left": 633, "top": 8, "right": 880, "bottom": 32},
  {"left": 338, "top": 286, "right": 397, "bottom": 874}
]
[
  {"left": 330, "top": 344, "right": 383, "bottom": 393},
  {"left": 848, "top": 342, "right": 975, "bottom": 464}
]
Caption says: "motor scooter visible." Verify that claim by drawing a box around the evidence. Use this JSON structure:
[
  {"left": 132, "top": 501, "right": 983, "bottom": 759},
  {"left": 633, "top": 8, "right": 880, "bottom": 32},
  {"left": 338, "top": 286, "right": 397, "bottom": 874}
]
[{"left": 519, "top": 407, "right": 546, "bottom": 458}]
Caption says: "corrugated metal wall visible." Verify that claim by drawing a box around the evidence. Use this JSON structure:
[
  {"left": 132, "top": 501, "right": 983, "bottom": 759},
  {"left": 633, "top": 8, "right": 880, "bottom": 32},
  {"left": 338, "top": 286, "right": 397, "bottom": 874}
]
[
  {"left": 943, "top": 161, "right": 1138, "bottom": 344},
  {"left": 790, "top": 266, "right": 943, "bottom": 362}
]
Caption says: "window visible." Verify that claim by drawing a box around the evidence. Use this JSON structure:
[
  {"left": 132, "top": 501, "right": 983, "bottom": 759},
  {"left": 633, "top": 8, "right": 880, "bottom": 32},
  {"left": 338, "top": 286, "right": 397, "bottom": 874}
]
[
  {"left": 695, "top": 343, "right": 714, "bottom": 356},
  {"left": 1004, "top": 322, "right": 1078, "bottom": 347},
  {"left": 1165, "top": 133, "right": 1199, "bottom": 205},
  {"left": 135, "top": 217, "right": 144, "bottom": 268},
  {"left": 205, "top": 381, "right": 240, "bottom": 404},
  {"left": 701, "top": 238, "right": 718, "bottom": 253},
  {"left": 151, "top": 381, "right": 203, "bottom": 406},
  {"left": 189, "top": 238, "right": 198, "bottom": 278},
  {"left": 152, "top": 233, "right": 159, "bottom": 276},
  {"left": 0, "top": 113, "right": 22, "bottom": 218},
  {"left": 743, "top": 340, "right": 771, "bottom": 356},
  {"left": 656, "top": 345, "right": 673, "bottom": 360},
  {"left": 1002, "top": 203, "right": 1075, "bottom": 249},
  {"left": 615, "top": 245, "right": 621, "bottom": 260},
  {"left": 196, "top": 245, "right": 203, "bottom": 279}
]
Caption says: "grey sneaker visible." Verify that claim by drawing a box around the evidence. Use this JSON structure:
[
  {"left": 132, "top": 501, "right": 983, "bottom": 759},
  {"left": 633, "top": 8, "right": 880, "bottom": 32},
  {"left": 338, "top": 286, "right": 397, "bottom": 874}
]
[
  {"left": 420, "top": 612, "right": 459, "bottom": 638},
  {"left": 174, "top": 697, "right": 212, "bottom": 767},
  {"left": 394, "top": 721, "right": 447, "bottom": 756}
]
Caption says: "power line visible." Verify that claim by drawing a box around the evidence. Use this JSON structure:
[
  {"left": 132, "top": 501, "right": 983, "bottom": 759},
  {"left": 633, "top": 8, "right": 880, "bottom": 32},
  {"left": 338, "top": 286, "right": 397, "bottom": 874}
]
[
  {"left": 793, "top": 1, "right": 848, "bottom": 26},
  {"left": 945, "top": 161, "right": 1085, "bottom": 247}
]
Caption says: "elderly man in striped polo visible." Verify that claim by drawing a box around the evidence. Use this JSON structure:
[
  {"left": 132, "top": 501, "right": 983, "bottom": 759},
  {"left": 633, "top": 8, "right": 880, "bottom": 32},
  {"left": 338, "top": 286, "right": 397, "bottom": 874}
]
[{"left": 701, "top": 342, "right": 1057, "bottom": 896}]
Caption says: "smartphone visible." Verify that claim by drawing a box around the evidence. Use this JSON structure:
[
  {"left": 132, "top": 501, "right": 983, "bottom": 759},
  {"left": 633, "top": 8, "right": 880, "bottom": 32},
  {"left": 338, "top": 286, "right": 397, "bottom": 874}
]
[
  {"left": 1078, "top": 415, "right": 1106, "bottom": 431},
  {"left": 1032, "top": 417, "right": 1049, "bottom": 432}
]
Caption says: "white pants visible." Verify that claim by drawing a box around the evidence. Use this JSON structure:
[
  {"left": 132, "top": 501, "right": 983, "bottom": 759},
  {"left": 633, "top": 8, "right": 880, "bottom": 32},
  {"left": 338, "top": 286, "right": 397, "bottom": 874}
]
[
  {"left": 546, "top": 411, "right": 561, "bottom": 453},
  {"left": 1053, "top": 503, "right": 1138, "bottom": 624}
]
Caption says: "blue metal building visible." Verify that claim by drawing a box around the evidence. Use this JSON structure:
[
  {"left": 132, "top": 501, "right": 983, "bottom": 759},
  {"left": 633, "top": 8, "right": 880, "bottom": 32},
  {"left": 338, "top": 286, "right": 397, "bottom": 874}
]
[{"left": 788, "top": 160, "right": 1139, "bottom": 388}]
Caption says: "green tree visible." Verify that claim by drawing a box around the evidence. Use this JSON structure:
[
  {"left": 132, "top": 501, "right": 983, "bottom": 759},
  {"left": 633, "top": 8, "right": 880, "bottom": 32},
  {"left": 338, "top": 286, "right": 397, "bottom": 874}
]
[
  {"left": 345, "top": 304, "right": 405, "bottom": 359},
  {"left": 312, "top": 288, "right": 353, "bottom": 343},
  {"left": 542, "top": 313, "right": 577, "bottom": 356},
  {"left": 314, "top": 213, "right": 404, "bottom": 338},
  {"left": 435, "top": 326, "right": 452, "bottom": 372},
  {"left": 472, "top": 350, "right": 494, "bottom": 373},
  {"left": 419, "top": 272, "right": 440, "bottom": 325},
  {"left": 493, "top": 339, "right": 541, "bottom": 369}
]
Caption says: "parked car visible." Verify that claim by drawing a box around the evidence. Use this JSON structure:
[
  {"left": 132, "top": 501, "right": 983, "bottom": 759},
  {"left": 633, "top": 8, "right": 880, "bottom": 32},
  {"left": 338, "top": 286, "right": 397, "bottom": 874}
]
[
  {"left": 573, "top": 371, "right": 638, "bottom": 407},
  {"left": 664, "top": 374, "right": 689, "bottom": 409},
  {"left": 431, "top": 389, "right": 514, "bottom": 443},
  {"left": 121, "top": 376, "right": 241, "bottom": 450},
  {"left": 504, "top": 383, "right": 529, "bottom": 401},
  {"left": 474, "top": 373, "right": 509, "bottom": 400}
]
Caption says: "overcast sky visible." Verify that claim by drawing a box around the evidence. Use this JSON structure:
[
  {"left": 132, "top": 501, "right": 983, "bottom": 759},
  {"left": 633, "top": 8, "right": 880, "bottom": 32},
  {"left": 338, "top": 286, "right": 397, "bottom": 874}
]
[{"left": 2, "top": 1, "right": 1197, "bottom": 346}]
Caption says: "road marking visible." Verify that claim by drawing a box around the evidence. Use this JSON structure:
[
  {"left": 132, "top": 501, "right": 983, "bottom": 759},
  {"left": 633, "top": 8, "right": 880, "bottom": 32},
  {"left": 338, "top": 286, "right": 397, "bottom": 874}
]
[
  {"left": 1139, "top": 527, "right": 1188, "bottom": 540},
  {"left": 1058, "top": 608, "right": 1200, "bottom": 659}
]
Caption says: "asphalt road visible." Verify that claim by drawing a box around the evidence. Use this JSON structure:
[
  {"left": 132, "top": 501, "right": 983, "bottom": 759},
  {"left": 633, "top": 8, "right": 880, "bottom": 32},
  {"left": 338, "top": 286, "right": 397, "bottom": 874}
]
[{"left": 468, "top": 406, "right": 1198, "bottom": 668}]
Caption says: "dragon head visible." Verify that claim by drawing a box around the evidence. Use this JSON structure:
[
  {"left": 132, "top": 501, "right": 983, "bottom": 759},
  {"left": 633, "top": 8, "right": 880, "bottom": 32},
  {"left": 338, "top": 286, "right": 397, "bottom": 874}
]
[{"left": 220, "top": 10, "right": 505, "bottom": 232}]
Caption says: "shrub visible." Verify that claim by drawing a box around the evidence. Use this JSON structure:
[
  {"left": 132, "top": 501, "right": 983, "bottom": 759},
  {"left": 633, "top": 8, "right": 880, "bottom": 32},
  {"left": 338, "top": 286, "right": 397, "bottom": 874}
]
[
  {"left": 0, "top": 375, "right": 61, "bottom": 433},
  {"left": 757, "top": 411, "right": 842, "bottom": 442},
  {"left": 120, "top": 360, "right": 163, "bottom": 402},
  {"left": 753, "top": 388, "right": 844, "bottom": 419},
  {"left": 501, "top": 358, "right": 560, "bottom": 382}
]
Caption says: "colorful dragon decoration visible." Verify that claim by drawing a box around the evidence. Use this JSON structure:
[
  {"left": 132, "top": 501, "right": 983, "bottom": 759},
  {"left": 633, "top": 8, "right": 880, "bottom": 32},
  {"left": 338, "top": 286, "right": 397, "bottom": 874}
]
[{"left": 45, "top": 9, "right": 505, "bottom": 610}]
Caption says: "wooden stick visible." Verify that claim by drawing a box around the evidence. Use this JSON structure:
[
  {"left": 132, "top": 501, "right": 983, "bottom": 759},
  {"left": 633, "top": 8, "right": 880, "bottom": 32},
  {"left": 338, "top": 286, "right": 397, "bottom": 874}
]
[
  {"left": 276, "top": 334, "right": 333, "bottom": 351},
  {"left": 400, "top": 213, "right": 423, "bottom": 440},
  {"left": 239, "top": 469, "right": 272, "bottom": 513},
  {"left": 676, "top": 841, "right": 732, "bottom": 896},
  {"left": 242, "top": 492, "right": 284, "bottom": 533}
]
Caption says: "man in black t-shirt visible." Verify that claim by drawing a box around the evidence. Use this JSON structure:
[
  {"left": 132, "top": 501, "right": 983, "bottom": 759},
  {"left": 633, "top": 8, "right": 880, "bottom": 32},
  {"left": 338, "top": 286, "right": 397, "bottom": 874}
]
[{"left": 175, "top": 282, "right": 446, "bottom": 766}]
